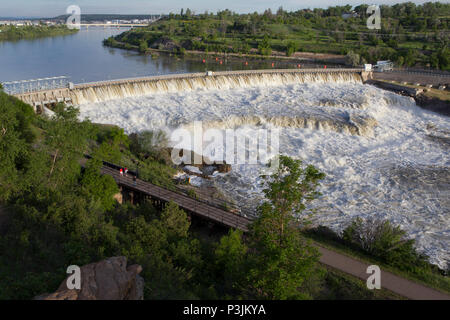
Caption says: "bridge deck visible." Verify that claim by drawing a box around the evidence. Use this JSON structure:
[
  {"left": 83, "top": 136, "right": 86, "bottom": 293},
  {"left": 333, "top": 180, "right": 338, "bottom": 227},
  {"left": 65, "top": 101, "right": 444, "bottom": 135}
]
[{"left": 101, "top": 166, "right": 251, "bottom": 232}]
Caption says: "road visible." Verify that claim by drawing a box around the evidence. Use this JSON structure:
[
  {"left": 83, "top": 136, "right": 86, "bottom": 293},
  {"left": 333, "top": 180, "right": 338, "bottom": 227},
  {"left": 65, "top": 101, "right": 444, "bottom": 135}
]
[{"left": 317, "top": 246, "right": 450, "bottom": 300}]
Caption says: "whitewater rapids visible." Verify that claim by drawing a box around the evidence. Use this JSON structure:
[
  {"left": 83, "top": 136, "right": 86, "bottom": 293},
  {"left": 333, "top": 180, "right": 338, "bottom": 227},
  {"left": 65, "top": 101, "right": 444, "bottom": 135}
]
[{"left": 78, "top": 81, "right": 450, "bottom": 269}]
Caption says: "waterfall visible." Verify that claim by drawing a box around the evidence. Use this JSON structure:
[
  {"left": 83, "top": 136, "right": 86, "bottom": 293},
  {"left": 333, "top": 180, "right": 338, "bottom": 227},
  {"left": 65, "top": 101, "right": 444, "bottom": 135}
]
[
  {"left": 71, "top": 72, "right": 362, "bottom": 105},
  {"left": 180, "top": 113, "right": 377, "bottom": 136}
]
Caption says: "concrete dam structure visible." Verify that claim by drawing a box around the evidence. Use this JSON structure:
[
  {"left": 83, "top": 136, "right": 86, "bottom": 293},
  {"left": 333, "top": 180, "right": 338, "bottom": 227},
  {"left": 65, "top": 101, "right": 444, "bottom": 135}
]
[{"left": 13, "top": 68, "right": 370, "bottom": 110}]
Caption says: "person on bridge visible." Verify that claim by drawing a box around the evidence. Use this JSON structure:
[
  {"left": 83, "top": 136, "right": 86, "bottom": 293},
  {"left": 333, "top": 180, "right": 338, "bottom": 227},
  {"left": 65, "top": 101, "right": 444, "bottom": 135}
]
[
  {"left": 125, "top": 167, "right": 128, "bottom": 176},
  {"left": 119, "top": 168, "right": 123, "bottom": 176},
  {"left": 133, "top": 175, "right": 137, "bottom": 186}
]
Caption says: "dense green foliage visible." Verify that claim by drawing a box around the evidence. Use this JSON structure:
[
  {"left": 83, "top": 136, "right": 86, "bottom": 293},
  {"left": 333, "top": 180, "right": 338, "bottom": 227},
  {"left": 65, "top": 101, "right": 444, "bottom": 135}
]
[
  {"left": 106, "top": 2, "right": 449, "bottom": 70},
  {"left": 0, "top": 25, "right": 78, "bottom": 41},
  {"left": 0, "top": 92, "right": 329, "bottom": 300},
  {"left": 0, "top": 91, "right": 443, "bottom": 299},
  {"left": 342, "top": 217, "right": 431, "bottom": 272},
  {"left": 245, "top": 156, "right": 325, "bottom": 299}
]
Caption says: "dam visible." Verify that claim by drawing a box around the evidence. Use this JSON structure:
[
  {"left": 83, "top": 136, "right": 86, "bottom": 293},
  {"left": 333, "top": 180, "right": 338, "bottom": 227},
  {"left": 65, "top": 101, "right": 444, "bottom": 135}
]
[{"left": 10, "top": 68, "right": 370, "bottom": 110}]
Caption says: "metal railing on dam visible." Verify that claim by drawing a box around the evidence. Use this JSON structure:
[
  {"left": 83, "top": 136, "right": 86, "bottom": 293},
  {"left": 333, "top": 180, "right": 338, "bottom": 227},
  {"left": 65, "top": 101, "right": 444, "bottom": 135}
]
[
  {"left": 2, "top": 76, "right": 70, "bottom": 95},
  {"left": 8, "top": 68, "right": 368, "bottom": 110}
]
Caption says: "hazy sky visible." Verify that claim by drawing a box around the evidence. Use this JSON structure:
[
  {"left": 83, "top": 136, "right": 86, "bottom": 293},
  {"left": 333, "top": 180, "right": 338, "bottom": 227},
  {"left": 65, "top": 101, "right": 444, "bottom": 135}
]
[{"left": 0, "top": 0, "right": 445, "bottom": 17}]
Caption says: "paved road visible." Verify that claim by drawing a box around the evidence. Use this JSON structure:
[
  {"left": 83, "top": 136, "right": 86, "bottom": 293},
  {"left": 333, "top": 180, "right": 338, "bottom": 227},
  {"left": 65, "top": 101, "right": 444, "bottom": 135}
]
[{"left": 317, "top": 246, "right": 450, "bottom": 300}]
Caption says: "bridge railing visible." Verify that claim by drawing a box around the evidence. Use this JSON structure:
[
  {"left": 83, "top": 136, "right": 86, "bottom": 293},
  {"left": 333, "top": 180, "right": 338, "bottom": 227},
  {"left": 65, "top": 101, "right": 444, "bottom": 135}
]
[
  {"left": 94, "top": 156, "right": 256, "bottom": 219},
  {"left": 2, "top": 76, "right": 70, "bottom": 95}
]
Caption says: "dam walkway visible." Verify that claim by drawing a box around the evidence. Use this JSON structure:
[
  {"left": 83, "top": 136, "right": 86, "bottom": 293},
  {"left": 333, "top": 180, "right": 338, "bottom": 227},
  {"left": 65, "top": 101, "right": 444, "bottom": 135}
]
[{"left": 99, "top": 161, "right": 449, "bottom": 300}]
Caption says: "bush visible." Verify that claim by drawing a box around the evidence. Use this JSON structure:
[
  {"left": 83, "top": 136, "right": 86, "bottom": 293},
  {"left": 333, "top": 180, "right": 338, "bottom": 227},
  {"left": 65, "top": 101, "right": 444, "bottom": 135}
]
[
  {"left": 285, "top": 41, "right": 298, "bottom": 57},
  {"left": 342, "top": 218, "right": 430, "bottom": 272},
  {"left": 258, "top": 35, "right": 272, "bottom": 56},
  {"left": 139, "top": 40, "right": 148, "bottom": 53},
  {"left": 345, "top": 51, "right": 361, "bottom": 66}
]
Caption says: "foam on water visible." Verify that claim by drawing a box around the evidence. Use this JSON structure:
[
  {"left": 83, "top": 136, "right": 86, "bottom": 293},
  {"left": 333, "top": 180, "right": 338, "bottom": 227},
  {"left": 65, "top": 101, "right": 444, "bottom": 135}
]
[{"left": 79, "top": 81, "right": 450, "bottom": 269}]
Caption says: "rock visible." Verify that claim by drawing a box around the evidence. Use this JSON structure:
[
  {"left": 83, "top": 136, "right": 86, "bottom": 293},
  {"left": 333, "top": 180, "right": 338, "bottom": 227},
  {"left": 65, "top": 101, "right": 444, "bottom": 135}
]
[
  {"left": 217, "top": 163, "right": 232, "bottom": 173},
  {"left": 35, "top": 257, "right": 144, "bottom": 300},
  {"left": 414, "top": 94, "right": 450, "bottom": 117},
  {"left": 113, "top": 192, "right": 123, "bottom": 204}
]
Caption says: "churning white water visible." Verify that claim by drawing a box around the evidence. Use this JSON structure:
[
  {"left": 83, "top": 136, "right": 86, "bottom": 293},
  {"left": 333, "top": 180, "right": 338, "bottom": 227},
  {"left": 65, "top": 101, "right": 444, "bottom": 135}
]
[{"left": 78, "top": 78, "right": 450, "bottom": 269}]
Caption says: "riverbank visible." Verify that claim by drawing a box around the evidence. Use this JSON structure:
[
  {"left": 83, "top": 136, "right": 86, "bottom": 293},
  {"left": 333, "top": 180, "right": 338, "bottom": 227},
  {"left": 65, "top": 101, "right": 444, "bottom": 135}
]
[
  {"left": 103, "top": 4, "right": 450, "bottom": 71},
  {"left": 0, "top": 25, "right": 78, "bottom": 41},
  {"left": 366, "top": 78, "right": 450, "bottom": 116},
  {"left": 103, "top": 39, "right": 348, "bottom": 66}
]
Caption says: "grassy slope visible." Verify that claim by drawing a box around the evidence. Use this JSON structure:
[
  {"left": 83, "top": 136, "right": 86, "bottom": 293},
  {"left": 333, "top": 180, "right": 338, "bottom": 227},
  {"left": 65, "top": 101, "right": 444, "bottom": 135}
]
[{"left": 107, "top": 11, "right": 449, "bottom": 68}]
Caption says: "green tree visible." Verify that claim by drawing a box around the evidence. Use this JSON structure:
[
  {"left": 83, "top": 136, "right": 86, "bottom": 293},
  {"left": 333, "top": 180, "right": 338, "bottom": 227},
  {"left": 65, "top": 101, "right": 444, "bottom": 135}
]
[
  {"left": 286, "top": 41, "right": 298, "bottom": 57},
  {"left": 345, "top": 50, "right": 361, "bottom": 67},
  {"left": 246, "top": 155, "right": 325, "bottom": 299},
  {"left": 0, "top": 93, "right": 34, "bottom": 200},
  {"left": 214, "top": 230, "right": 248, "bottom": 296},
  {"left": 258, "top": 35, "right": 272, "bottom": 56},
  {"left": 342, "top": 218, "right": 430, "bottom": 272},
  {"left": 80, "top": 158, "right": 119, "bottom": 211},
  {"left": 160, "top": 201, "right": 190, "bottom": 240},
  {"left": 139, "top": 40, "right": 148, "bottom": 53},
  {"left": 41, "top": 105, "right": 92, "bottom": 192}
]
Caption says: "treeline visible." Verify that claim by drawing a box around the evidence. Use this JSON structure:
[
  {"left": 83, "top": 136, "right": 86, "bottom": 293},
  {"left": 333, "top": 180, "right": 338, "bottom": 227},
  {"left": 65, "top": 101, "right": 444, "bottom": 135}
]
[
  {"left": 0, "top": 25, "right": 78, "bottom": 41},
  {"left": 107, "top": 2, "right": 449, "bottom": 70}
]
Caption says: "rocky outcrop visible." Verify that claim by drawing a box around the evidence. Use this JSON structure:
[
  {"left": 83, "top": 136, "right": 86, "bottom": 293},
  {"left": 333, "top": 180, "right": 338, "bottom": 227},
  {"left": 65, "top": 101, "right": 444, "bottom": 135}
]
[
  {"left": 35, "top": 257, "right": 144, "bottom": 300},
  {"left": 414, "top": 94, "right": 450, "bottom": 117}
]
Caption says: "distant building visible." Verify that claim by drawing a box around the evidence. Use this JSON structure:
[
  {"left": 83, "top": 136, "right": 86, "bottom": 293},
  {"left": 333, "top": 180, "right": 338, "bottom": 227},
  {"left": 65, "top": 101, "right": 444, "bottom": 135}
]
[
  {"left": 374, "top": 60, "right": 394, "bottom": 72},
  {"left": 342, "top": 11, "right": 358, "bottom": 19}
]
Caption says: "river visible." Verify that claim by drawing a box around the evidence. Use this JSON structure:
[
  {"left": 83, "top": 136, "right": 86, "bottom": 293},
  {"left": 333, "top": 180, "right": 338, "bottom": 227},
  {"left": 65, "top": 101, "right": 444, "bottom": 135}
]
[{"left": 0, "top": 27, "right": 307, "bottom": 83}]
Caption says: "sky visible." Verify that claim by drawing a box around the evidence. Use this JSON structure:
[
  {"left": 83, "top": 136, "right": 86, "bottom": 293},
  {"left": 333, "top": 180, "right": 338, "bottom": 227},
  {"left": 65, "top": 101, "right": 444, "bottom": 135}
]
[{"left": 0, "top": 0, "right": 446, "bottom": 18}]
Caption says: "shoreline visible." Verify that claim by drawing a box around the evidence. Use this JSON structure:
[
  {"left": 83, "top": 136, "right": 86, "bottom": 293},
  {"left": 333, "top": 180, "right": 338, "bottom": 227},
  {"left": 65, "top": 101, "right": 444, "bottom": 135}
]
[
  {"left": 104, "top": 41, "right": 348, "bottom": 66},
  {"left": 365, "top": 78, "right": 449, "bottom": 117}
]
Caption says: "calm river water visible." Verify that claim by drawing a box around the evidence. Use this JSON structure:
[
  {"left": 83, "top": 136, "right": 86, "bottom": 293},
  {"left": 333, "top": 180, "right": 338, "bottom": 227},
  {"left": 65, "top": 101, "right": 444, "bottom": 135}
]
[{"left": 0, "top": 27, "right": 307, "bottom": 84}]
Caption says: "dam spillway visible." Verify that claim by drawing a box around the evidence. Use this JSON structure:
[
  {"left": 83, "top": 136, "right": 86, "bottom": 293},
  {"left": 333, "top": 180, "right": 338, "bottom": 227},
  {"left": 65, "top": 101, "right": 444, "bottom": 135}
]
[{"left": 13, "top": 68, "right": 368, "bottom": 108}]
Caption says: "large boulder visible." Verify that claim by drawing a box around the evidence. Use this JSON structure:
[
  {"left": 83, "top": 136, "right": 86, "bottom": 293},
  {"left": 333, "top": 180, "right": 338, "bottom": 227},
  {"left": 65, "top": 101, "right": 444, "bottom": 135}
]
[{"left": 35, "top": 257, "right": 144, "bottom": 300}]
